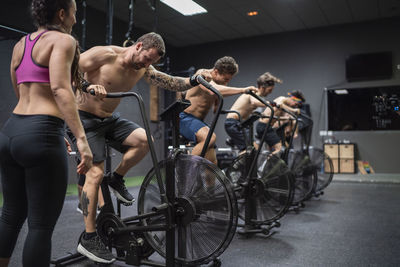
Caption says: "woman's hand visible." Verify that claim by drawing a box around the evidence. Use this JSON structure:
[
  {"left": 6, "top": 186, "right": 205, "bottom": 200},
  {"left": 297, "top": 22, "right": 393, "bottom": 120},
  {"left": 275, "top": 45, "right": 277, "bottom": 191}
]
[
  {"left": 64, "top": 137, "right": 72, "bottom": 153},
  {"left": 76, "top": 137, "right": 93, "bottom": 174}
]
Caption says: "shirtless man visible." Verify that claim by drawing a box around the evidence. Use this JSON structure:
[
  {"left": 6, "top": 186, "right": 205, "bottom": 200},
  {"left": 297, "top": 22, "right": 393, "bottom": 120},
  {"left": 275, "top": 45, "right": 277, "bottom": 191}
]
[
  {"left": 257, "top": 90, "right": 305, "bottom": 149},
  {"left": 225, "top": 72, "right": 282, "bottom": 152},
  {"left": 272, "top": 90, "right": 305, "bottom": 142},
  {"left": 180, "top": 56, "right": 258, "bottom": 164},
  {"left": 69, "top": 32, "right": 210, "bottom": 263}
]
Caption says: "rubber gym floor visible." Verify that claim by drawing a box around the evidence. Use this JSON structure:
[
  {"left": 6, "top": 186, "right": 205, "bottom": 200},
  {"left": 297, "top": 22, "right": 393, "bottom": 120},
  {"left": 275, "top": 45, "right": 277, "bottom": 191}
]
[{"left": 2, "top": 174, "right": 400, "bottom": 267}]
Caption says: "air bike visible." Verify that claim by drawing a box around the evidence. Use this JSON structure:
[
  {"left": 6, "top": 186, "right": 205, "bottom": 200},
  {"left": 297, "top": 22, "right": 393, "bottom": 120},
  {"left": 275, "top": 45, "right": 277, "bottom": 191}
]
[
  {"left": 273, "top": 105, "right": 318, "bottom": 210},
  {"left": 52, "top": 76, "right": 238, "bottom": 267},
  {"left": 288, "top": 111, "right": 334, "bottom": 201},
  {"left": 223, "top": 91, "right": 295, "bottom": 237}
]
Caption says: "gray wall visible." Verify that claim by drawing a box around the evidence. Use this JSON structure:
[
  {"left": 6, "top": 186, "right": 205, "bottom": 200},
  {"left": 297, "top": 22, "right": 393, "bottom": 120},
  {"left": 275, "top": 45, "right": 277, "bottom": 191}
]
[{"left": 172, "top": 17, "right": 400, "bottom": 173}]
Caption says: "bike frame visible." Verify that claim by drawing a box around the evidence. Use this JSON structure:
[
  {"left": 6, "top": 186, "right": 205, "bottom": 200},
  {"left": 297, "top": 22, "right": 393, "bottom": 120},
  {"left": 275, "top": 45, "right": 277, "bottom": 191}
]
[{"left": 99, "top": 76, "right": 224, "bottom": 266}]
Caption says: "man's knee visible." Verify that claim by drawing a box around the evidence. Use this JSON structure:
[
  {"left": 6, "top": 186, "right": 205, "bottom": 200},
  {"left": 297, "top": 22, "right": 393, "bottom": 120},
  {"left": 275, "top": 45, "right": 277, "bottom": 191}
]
[
  {"left": 84, "top": 167, "right": 104, "bottom": 185},
  {"left": 140, "top": 136, "right": 150, "bottom": 152},
  {"left": 196, "top": 130, "right": 216, "bottom": 146},
  {"left": 124, "top": 128, "right": 149, "bottom": 152},
  {"left": 127, "top": 135, "right": 149, "bottom": 154}
]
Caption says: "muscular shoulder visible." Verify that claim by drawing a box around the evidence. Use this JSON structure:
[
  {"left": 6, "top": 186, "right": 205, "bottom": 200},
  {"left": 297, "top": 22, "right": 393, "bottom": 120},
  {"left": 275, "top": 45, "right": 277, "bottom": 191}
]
[
  {"left": 80, "top": 46, "right": 118, "bottom": 70},
  {"left": 274, "top": 96, "right": 286, "bottom": 105},
  {"left": 195, "top": 68, "right": 211, "bottom": 75},
  {"left": 46, "top": 31, "right": 76, "bottom": 47},
  {"left": 12, "top": 36, "right": 25, "bottom": 55},
  {"left": 35, "top": 32, "right": 76, "bottom": 59},
  {"left": 11, "top": 36, "right": 25, "bottom": 68},
  {"left": 234, "top": 93, "right": 249, "bottom": 104},
  {"left": 83, "top": 45, "right": 117, "bottom": 58}
]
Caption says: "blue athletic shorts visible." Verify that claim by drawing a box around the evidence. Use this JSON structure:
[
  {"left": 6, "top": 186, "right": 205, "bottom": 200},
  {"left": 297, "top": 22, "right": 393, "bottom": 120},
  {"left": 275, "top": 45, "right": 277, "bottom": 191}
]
[{"left": 179, "top": 112, "right": 208, "bottom": 143}]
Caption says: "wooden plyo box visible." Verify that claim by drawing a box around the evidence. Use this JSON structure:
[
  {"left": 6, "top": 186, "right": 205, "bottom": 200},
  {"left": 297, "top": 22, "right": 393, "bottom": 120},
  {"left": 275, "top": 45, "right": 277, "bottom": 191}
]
[
  {"left": 325, "top": 158, "right": 339, "bottom": 173},
  {"left": 324, "top": 143, "right": 355, "bottom": 173},
  {"left": 339, "top": 144, "right": 354, "bottom": 159},
  {"left": 324, "top": 144, "right": 339, "bottom": 158},
  {"left": 340, "top": 159, "right": 355, "bottom": 173}
]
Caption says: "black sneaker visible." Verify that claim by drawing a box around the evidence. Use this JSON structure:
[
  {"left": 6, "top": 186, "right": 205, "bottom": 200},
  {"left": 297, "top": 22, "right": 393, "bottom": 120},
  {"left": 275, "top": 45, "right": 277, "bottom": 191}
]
[
  {"left": 77, "top": 234, "right": 115, "bottom": 264},
  {"left": 108, "top": 176, "right": 135, "bottom": 204}
]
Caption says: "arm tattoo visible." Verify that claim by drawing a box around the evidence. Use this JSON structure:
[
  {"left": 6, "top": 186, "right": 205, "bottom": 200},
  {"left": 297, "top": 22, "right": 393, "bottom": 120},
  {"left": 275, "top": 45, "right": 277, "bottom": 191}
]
[
  {"left": 81, "top": 191, "right": 90, "bottom": 217},
  {"left": 145, "top": 67, "right": 191, "bottom": 92}
]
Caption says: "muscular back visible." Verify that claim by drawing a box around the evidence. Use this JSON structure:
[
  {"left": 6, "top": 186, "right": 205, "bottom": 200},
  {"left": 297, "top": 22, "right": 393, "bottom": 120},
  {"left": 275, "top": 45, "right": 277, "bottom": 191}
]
[
  {"left": 11, "top": 31, "right": 77, "bottom": 119},
  {"left": 227, "top": 94, "right": 260, "bottom": 121}
]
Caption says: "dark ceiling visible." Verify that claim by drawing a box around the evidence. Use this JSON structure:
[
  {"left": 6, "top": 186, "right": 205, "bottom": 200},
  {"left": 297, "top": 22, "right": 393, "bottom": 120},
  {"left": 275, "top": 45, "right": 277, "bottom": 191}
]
[{"left": 88, "top": 0, "right": 400, "bottom": 47}]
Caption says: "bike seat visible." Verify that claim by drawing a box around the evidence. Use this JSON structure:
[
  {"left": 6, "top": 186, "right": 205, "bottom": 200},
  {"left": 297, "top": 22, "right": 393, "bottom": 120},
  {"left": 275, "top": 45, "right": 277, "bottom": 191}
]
[{"left": 179, "top": 135, "right": 196, "bottom": 147}]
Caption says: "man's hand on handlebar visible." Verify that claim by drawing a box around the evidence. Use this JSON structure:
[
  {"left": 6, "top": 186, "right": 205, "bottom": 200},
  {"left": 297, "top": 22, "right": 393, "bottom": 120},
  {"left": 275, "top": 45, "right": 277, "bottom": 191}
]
[
  {"left": 197, "top": 69, "right": 212, "bottom": 82},
  {"left": 86, "top": 84, "right": 107, "bottom": 99},
  {"left": 190, "top": 70, "right": 212, "bottom": 87},
  {"left": 243, "top": 86, "right": 258, "bottom": 94}
]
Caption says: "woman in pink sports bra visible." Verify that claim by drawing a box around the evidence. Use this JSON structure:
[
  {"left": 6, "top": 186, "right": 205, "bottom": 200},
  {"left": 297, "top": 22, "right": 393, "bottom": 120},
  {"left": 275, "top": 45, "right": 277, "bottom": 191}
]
[{"left": 0, "top": 0, "right": 92, "bottom": 266}]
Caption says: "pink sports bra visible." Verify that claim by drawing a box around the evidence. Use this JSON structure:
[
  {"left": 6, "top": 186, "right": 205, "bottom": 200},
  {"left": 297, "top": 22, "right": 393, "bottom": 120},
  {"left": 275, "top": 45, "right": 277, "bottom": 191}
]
[{"left": 15, "top": 30, "right": 50, "bottom": 84}]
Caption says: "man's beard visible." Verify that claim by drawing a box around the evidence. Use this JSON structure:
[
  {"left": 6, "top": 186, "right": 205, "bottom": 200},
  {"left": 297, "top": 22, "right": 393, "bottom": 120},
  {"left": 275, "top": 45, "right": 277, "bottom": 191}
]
[
  {"left": 132, "top": 62, "right": 144, "bottom": 70},
  {"left": 214, "top": 80, "right": 227, "bottom": 86}
]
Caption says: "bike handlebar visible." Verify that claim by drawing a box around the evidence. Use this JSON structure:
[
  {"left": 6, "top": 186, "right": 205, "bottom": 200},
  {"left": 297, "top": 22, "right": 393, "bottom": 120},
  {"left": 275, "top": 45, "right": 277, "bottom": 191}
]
[
  {"left": 197, "top": 75, "right": 222, "bottom": 98},
  {"left": 270, "top": 101, "right": 298, "bottom": 118},
  {"left": 245, "top": 90, "right": 274, "bottom": 110},
  {"left": 196, "top": 75, "right": 224, "bottom": 158},
  {"left": 221, "top": 109, "right": 242, "bottom": 122},
  {"left": 82, "top": 86, "right": 137, "bottom": 99}
]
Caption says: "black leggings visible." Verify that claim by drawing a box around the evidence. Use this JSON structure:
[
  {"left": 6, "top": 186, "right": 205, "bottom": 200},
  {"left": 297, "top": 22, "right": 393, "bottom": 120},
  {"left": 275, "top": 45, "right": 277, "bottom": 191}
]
[{"left": 0, "top": 114, "right": 68, "bottom": 267}]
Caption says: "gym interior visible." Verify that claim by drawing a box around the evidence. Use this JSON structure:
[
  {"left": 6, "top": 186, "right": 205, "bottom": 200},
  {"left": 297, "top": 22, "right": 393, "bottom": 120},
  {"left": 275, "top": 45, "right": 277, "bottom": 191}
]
[{"left": 0, "top": 0, "right": 399, "bottom": 266}]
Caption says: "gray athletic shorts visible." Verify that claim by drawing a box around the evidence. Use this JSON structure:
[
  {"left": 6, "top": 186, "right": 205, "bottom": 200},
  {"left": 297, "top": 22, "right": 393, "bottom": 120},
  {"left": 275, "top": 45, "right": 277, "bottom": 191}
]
[{"left": 67, "top": 110, "right": 141, "bottom": 163}]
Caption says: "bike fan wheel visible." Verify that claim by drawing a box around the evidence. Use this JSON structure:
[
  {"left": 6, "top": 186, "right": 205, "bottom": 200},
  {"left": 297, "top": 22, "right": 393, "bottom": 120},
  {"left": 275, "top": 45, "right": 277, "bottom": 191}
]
[
  {"left": 309, "top": 147, "right": 334, "bottom": 192},
  {"left": 137, "top": 153, "right": 238, "bottom": 266},
  {"left": 287, "top": 150, "right": 317, "bottom": 204},
  {"left": 225, "top": 152, "right": 294, "bottom": 223},
  {"left": 247, "top": 153, "right": 294, "bottom": 223}
]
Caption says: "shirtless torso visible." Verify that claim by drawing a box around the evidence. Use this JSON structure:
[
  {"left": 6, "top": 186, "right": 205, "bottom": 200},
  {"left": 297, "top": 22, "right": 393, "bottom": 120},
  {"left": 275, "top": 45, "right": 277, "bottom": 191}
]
[
  {"left": 226, "top": 94, "right": 265, "bottom": 121},
  {"left": 183, "top": 84, "right": 217, "bottom": 120},
  {"left": 78, "top": 45, "right": 192, "bottom": 118}
]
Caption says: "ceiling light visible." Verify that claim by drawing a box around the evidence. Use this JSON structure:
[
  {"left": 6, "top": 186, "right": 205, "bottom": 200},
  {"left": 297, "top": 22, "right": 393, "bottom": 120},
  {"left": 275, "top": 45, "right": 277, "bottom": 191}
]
[
  {"left": 160, "top": 0, "right": 207, "bottom": 16},
  {"left": 334, "top": 89, "right": 349, "bottom": 95},
  {"left": 247, "top": 11, "right": 258, "bottom": 16}
]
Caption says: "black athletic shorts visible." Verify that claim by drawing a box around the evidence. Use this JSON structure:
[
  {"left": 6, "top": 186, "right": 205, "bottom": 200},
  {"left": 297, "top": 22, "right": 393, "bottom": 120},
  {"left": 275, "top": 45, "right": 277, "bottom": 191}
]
[
  {"left": 67, "top": 110, "right": 141, "bottom": 163},
  {"left": 255, "top": 122, "right": 281, "bottom": 148},
  {"left": 224, "top": 118, "right": 249, "bottom": 151}
]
